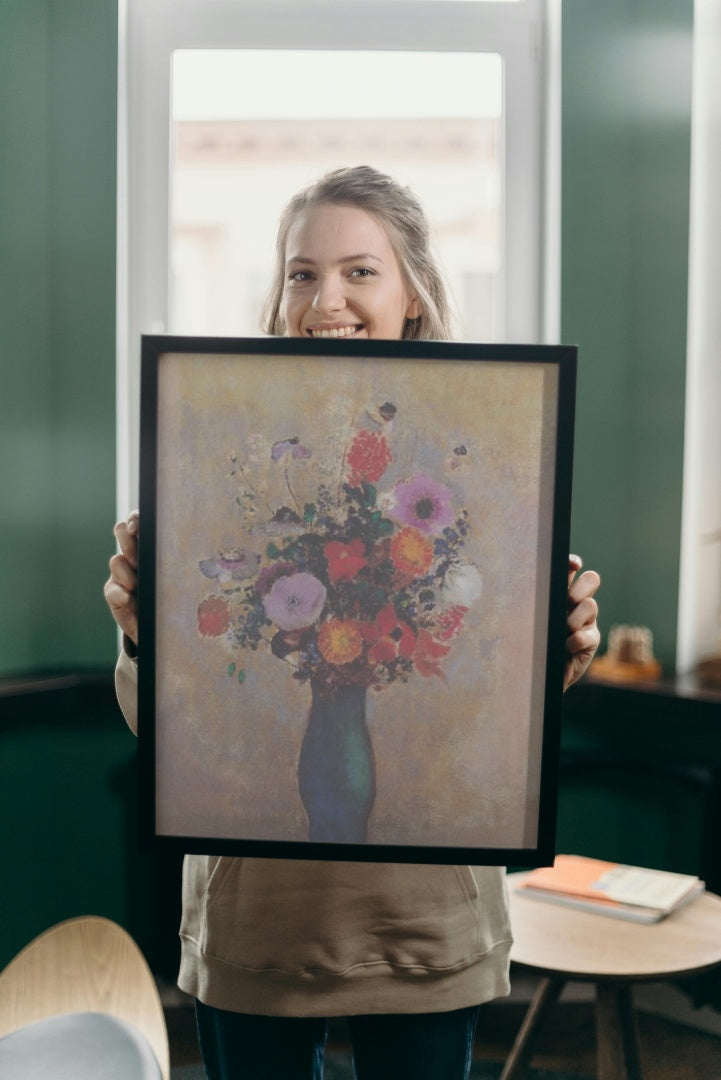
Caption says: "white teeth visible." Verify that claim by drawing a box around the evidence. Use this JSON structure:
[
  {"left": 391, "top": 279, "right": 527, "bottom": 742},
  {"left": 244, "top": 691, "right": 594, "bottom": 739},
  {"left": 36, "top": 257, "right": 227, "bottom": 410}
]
[{"left": 311, "top": 326, "right": 359, "bottom": 338}]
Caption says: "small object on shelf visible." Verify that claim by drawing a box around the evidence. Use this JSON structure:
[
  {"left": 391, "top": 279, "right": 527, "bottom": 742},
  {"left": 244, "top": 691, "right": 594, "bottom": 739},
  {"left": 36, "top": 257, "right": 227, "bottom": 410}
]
[
  {"left": 590, "top": 623, "right": 662, "bottom": 682},
  {"left": 696, "top": 654, "right": 721, "bottom": 689},
  {"left": 516, "top": 854, "right": 705, "bottom": 923}
]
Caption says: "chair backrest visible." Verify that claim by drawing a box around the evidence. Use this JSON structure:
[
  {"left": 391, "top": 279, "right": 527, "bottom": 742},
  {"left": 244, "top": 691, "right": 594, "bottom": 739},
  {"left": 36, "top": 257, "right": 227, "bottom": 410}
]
[{"left": 0, "top": 915, "right": 170, "bottom": 1080}]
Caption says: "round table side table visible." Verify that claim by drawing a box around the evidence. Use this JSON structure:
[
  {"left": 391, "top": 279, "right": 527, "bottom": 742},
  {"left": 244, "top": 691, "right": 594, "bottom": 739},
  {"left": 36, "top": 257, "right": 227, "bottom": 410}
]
[{"left": 503, "top": 872, "right": 721, "bottom": 1080}]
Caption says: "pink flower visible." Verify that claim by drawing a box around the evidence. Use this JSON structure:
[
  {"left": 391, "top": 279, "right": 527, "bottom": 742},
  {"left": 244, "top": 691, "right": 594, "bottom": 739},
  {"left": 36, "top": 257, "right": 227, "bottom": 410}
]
[
  {"left": 390, "top": 473, "right": 454, "bottom": 536},
  {"left": 262, "top": 572, "right": 327, "bottom": 631}
]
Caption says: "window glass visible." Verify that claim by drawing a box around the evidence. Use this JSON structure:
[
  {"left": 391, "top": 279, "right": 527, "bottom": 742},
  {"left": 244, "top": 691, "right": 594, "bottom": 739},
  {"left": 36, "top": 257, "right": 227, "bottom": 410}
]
[{"left": 170, "top": 50, "right": 503, "bottom": 341}]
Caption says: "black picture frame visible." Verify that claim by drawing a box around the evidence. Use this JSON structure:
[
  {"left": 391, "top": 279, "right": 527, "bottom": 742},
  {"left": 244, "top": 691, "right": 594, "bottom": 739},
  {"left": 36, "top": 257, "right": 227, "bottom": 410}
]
[{"left": 138, "top": 335, "right": 576, "bottom": 865}]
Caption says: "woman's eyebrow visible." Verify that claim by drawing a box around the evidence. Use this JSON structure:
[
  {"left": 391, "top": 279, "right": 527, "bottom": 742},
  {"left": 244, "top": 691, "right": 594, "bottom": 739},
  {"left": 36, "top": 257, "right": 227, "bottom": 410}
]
[
  {"left": 338, "top": 253, "right": 384, "bottom": 264},
  {"left": 286, "top": 253, "right": 384, "bottom": 266}
]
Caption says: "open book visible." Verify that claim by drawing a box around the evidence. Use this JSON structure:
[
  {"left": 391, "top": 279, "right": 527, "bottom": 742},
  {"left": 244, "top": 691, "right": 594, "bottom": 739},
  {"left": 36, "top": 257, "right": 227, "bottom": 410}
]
[{"left": 516, "top": 854, "right": 705, "bottom": 923}]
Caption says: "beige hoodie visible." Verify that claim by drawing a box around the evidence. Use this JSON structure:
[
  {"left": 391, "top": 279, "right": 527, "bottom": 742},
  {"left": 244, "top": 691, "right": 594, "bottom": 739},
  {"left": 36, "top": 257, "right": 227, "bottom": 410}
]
[{"left": 116, "top": 650, "right": 512, "bottom": 1016}]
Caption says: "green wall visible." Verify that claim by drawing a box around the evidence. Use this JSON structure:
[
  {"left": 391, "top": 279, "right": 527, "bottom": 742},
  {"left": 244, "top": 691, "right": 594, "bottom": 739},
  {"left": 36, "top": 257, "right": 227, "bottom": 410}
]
[
  {"left": 0, "top": 682, "right": 183, "bottom": 974},
  {"left": 0, "top": 0, "right": 118, "bottom": 675},
  {"left": 562, "top": 0, "right": 693, "bottom": 669}
]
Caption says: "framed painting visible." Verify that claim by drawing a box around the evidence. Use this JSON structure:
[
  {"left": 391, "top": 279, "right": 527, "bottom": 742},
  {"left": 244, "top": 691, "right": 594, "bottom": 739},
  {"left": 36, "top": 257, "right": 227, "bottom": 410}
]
[{"left": 137, "top": 336, "right": 576, "bottom": 865}]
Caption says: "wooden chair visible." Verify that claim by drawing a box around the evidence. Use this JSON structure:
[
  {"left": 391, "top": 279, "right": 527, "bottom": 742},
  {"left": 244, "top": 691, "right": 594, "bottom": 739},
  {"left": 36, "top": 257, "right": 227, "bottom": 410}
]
[{"left": 0, "top": 915, "right": 170, "bottom": 1079}]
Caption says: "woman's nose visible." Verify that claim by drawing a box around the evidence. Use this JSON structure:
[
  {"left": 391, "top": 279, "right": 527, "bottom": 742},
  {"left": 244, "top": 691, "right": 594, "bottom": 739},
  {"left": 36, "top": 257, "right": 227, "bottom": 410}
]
[{"left": 312, "top": 274, "right": 345, "bottom": 314}]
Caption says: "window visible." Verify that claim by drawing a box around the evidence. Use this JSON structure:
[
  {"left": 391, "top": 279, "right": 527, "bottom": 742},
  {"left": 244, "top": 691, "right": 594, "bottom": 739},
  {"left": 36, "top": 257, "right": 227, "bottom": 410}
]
[
  {"left": 170, "top": 49, "right": 503, "bottom": 340},
  {"left": 118, "top": 0, "right": 557, "bottom": 510}
]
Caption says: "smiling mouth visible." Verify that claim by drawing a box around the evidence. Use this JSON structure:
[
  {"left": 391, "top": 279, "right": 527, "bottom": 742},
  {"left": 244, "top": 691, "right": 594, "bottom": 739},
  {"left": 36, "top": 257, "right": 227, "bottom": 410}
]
[{"left": 307, "top": 324, "right": 364, "bottom": 339}]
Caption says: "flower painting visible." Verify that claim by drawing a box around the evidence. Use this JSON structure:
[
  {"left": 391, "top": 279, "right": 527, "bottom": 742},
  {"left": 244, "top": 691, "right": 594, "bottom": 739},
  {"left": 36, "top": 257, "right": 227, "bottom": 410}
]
[
  {"left": 196, "top": 418, "right": 476, "bottom": 699},
  {"left": 144, "top": 339, "right": 575, "bottom": 863},
  {"left": 192, "top": 403, "right": 486, "bottom": 844}
]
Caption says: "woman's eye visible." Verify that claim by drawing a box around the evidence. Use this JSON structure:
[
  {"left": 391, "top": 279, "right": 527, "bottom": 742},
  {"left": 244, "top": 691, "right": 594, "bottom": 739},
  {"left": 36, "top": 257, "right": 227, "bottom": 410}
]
[
  {"left": 349, "top": 267, "right": 375, "bottom": 279},
  {"left": 288, "top": 270, "right": 313, "bottom": 283}
]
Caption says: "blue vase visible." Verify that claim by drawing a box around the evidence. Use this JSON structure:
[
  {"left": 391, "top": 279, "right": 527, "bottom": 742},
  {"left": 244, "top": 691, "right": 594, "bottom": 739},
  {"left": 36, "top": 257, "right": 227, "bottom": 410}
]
[{"left": 298, "top": 680, "right": 376, "bottom": 843}]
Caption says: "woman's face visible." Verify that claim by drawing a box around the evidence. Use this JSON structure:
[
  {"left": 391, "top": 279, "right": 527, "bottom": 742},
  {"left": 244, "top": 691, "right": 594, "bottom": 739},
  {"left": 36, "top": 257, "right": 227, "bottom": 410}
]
[{"left": 280, "top": 203, "right": 421, "bottom": 341}]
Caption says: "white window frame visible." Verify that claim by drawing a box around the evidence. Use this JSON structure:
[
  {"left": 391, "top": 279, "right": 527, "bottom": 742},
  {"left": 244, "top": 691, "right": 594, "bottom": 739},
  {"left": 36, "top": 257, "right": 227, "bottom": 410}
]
[
  {"left": 676, "top": 0, "right": 721, "bottom": 674},
  {"left": 117, "top": 0, "right": 559, "bottom": 512}
]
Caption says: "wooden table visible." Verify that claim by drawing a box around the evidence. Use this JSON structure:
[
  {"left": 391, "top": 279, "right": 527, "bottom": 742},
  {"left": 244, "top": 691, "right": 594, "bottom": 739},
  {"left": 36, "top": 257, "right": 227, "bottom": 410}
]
[{"left": 503, "top": 873, "right": 721, "bottom": 1080}]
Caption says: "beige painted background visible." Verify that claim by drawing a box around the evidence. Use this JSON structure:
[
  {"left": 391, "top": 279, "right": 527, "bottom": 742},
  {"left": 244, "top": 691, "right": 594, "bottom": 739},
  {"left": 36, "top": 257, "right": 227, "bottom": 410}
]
[{"left": 152, "top": 350, "right": 558, "bottom": 851}]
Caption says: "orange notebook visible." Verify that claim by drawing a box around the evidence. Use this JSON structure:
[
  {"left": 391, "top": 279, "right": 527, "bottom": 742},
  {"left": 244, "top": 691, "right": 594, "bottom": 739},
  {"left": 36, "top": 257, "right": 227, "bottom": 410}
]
[{"left": 517, "top": 854, "right": 703, "bottom": 923}]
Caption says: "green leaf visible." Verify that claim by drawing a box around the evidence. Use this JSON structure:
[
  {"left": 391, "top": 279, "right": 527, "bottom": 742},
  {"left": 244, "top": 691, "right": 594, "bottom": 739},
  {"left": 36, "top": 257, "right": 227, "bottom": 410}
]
[
  {"left": 361, "top": 482, "right": 377, "bottom": 506},
  {"left": 303, "top": 502, "right": 316, "bottom": 523},
  {"left": 266, "top": 543, "right": 281, "bottom": 559},
  {"left": 227, "top": 662, "right": 236, "bottom": 677},
  {"left": 237, "top": 669, "right": 246, "bottom": 683}
]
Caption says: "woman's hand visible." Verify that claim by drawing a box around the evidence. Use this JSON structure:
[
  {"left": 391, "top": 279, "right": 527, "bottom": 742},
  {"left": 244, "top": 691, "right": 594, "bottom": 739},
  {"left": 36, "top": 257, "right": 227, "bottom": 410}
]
[
  {"left": 104, "top": 510, "right": 139, "bottom": 647},
  {"left": 564, "top": 554, "right": 601, "bottom": 691}
]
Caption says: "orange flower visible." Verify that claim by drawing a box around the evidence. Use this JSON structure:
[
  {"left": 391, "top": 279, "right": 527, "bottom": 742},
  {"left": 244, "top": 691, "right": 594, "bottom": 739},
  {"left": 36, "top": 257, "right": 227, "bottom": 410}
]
[
  {"left": 390, "top": 527, "right": 434, "bottom": 578},
  {"left": 317, "top": 619, "right": 364, "bottom": 665}
]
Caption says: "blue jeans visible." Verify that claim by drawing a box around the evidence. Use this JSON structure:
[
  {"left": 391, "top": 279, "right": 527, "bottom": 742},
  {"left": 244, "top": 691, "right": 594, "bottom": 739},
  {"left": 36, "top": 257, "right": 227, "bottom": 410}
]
[{"left": 195, "top": 1000, "right": 481, "bottom": 1080}]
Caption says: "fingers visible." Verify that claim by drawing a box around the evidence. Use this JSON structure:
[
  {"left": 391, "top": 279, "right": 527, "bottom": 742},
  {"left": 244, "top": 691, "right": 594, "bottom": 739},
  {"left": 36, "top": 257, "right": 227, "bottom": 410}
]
[
  {"left": 113, "top": 510, "right": 139, "bottom": 568},
  {"left": 565, "top": 622, "right": 601, "bottom": 658},
  {"left": 566, "top": 591, "right": 599, "bottom": 636},
  {"left": 108, "top": 549, "right": 137, "bottom": 589},
  {"left": 104, "top": 511, "right": 140, "bottom": 645},
  {"left": 564, "top": 558, "right": 601, "bottom": 690},
  {"left": 567, "top": 553, "right": 583, "bottom": 588},
  {"left": 103, "top": 575, "right": 135, "bottom": 615},
  {"left": 103, "top": 575, "right": 139, "bottom": 643},
  {"left": 568, "top": 567, "right": 601, "bottom": 610}
]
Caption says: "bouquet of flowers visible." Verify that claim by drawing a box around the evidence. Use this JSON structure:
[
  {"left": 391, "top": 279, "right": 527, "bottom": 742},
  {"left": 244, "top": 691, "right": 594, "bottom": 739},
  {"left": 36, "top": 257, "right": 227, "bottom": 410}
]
[{"left": 196, "top": 408, "right": 481, "bottom": 695}]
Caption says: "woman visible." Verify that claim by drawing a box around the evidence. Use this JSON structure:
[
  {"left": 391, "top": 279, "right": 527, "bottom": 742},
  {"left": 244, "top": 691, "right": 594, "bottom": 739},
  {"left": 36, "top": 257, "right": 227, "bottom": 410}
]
[{"left": 106, "top": 166, "right": 601, "bottom": 1080}]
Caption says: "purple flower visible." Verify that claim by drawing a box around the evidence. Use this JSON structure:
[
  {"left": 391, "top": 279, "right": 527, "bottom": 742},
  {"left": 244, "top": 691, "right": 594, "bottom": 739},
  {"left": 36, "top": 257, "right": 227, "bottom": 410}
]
[
  {"left": 255, "top": 561, "right": 295, "bottom": 597},
  {"left": 271, "top": 436, "right": 311, "bottom": 462},
  {"left": 199, "top": 549, "right": 261, "bottom": 584},
  {"left": 262, "top": 572, "right": 327, "bottom": 631},
  {"left": 390, "top": 473, "right": 454, "bottom": 536}
]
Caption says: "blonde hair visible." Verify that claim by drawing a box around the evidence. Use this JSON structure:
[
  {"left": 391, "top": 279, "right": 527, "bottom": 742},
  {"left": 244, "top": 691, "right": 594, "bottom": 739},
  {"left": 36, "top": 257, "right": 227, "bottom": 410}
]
[{"left": 262, "top": 165, "right": 453, "bottom": 341}]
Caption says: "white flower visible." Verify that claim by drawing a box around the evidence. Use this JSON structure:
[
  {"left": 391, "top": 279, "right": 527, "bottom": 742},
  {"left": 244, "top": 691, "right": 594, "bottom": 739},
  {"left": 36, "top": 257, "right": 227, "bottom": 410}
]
[{"left": 441, "top": 563, "right": 483, "bottom": 608}]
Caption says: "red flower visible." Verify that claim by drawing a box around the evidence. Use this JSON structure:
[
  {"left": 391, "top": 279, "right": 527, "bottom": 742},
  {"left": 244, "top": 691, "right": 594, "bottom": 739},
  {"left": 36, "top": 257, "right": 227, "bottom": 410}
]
[
  {"left": 346, "top": 430, "right": 392, "bottom": 485},
  {"left": 197, "top": 595, "right": 230, "bottom": 637},
  {"left": 413, "top": 628, "right": 451, "bottom": 680},
  {"left": 433, "top": 604, "right": 469, "bottom": 642},
  {"left": 362, "top": 604, "right": 415, "bottom": 664},
  {"left": 324, "top": 538, "right": 368, "bottom": 584}
]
